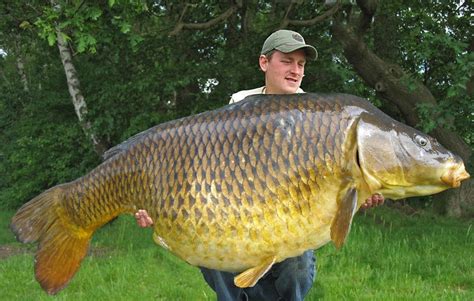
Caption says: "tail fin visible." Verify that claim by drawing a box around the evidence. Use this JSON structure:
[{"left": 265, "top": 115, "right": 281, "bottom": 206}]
[{"left": 10, "top": 184, "right": 92, "bottom": 295}]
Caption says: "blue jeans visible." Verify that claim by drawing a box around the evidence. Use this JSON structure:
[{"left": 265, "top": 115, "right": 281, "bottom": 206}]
[{"left": 200, "top": 250, "right": 316, "bottom": 301}]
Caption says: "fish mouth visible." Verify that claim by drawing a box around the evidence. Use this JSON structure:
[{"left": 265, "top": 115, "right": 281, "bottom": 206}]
[{"left": 440, "top": 164, "right": 470, "bottom": 188}]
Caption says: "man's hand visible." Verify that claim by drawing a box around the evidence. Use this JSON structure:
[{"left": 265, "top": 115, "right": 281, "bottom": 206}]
[
  {"left": 360, "top": 193, "right": 384, "bottom": 209},
  {"left": 135, "top": 209, "right": 154, "bottom": 228}
]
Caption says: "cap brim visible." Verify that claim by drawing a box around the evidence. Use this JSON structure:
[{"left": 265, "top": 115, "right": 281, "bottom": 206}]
[{"left": 276, "top": 44, "right": 318, "bottom": 61}]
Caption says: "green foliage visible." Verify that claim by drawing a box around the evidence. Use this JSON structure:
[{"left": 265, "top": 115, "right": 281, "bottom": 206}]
[
  {"left": 391, "top": 1, "right": 473, "bottom": 141},
  {"left": 0, "top": 82, "right": 99, "bottom": 209},
  {"left": 416, "top": 49, "right": 473, "bottom": 143},
  {"left": 32, "top": 1, "right": 148, "bottom": 53},
  {"left": 0, "top": 42, "right": 100, "bottom": 209}
]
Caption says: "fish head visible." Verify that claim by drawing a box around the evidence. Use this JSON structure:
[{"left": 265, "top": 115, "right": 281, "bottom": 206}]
[{"left": 356, "top": 113, "right": 470, "bottom": 199}]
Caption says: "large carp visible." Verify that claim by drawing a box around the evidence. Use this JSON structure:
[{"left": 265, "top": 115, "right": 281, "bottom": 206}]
[{"left": 11, "top": 93, "right": 469, "bottom": 294}]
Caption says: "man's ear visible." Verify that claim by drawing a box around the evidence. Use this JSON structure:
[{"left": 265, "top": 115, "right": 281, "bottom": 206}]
[{"left": 259, "top": 55, "right": 268, "bottom": 72}]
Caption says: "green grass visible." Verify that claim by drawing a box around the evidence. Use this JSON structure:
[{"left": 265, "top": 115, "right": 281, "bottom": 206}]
[{"left": 1, "top": 207, "right": 473, "bottom": 300}]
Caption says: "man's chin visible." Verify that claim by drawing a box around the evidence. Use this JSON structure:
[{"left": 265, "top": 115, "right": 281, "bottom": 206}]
[
  {"left": 280, "top": 86, "right": 299, "bottom": 94},
  {"left": 285, "top": 82, "right": 301, "bottom": 92},
  {"left": 267, "top": 83, "right": 300, "bottom": 94}
]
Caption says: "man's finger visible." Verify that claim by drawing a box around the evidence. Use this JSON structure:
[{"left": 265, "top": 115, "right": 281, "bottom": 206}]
[{"left": 146, "top": 216, "right": 153, "bottom": 226}]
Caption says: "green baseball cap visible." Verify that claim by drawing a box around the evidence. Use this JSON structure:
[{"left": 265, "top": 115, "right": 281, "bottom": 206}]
[{"left": 261, "top": 29, "right": 318, "bottom": 60}]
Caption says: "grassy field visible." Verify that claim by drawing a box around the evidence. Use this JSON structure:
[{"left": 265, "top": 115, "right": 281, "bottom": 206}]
[{"left": 0, "top": 207, "right": 472, "bottom": 300}]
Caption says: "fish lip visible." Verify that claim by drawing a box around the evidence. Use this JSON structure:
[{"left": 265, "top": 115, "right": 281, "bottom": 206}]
[{"left": 440, "top": 166, "right": 470, "bottom": 188}]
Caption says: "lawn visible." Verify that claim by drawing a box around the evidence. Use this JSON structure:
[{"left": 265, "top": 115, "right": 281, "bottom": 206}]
[{"left": 0, "top": 206, "right": 472, "bottom": 300}]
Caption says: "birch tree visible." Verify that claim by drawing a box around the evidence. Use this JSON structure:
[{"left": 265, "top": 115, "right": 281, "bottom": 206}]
[
  {"left": 45, "top": 1, "right": 108, "bottom": 155},
  {"left": 55, "top": 29, "right": 107, "bottom": 155}
]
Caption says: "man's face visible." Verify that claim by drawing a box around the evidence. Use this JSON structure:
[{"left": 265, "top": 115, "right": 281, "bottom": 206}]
[{"left": 259, "top": 49, "right": 306, "bottom": 94}]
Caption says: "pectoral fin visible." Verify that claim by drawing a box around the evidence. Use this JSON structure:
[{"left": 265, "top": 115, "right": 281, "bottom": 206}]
[
  {"left": 234, "top": 256, "right": 276, "bottom": 288},
  {"left": 331, "top": 187, "right": 358, "bottom": 249}
]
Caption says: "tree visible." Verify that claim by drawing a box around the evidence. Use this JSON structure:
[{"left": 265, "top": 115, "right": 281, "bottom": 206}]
[{"left": 0, "top": 0, "right": 471, "bottom": 214}]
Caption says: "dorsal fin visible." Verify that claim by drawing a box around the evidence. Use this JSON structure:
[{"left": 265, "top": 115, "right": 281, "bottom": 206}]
[{"left": 102, "top": 128, "right": 153, "bottom": 161}]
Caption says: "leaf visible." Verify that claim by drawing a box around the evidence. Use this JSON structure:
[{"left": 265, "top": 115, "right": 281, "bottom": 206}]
[
  {"left": 77, "top": 37, "right": 86, "bottom": 53},
  {"left": 47, "top": 33, "right": 57, "bottom": 46},
  {"left": 129, "top": 35, "right": 144, "bottom": 51},
  {"left": 120, "top": 22, "right": 132, "bottom": 34},
  {"left": 88, "top": 7, "right": 103, "bottom": 21},
  {"left": 60, "top": 32, "right": 71, "bottom": 43},
  {"left": 19, "top": 21, "right": 31, "bottom": 30}
]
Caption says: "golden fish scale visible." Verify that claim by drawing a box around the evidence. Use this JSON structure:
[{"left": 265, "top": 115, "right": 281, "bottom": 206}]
[{"left": 63, "top": 95, "right": 358, "bottom": 272}]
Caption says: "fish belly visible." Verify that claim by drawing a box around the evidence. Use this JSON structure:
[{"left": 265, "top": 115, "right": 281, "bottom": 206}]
[{"left": 153, "top": 184, "right": 341, "bottom": 272}]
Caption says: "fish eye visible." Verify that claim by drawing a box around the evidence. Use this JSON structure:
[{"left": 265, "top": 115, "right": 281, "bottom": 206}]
[{"left": 415, "top": 135, "right": 428, "bottom": 147}]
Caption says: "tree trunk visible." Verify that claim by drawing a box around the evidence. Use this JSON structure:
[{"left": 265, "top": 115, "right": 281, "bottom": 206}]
[
  {"left": 16, "top": 56, "right": 29, "bottom": 92},
  {"left": 434, "top": 179, "right": 474, "bottom": 218},
  {"left": 56, "top": 30, "right": 107, "bottom": 155}
]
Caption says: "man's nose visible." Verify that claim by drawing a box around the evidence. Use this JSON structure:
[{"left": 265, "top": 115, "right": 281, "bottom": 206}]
[{"left": 290, "top": 63, "right": 302, "bottom": 76}]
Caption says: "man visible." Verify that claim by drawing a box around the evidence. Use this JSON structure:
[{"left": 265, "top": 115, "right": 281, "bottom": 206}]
[{"left": 135, "top": 30, "right": 384, "bottom": 300}]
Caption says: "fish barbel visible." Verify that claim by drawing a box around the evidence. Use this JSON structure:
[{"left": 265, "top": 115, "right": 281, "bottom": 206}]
[{"left": 11, "top": 93, "right": 469, "bottom": 294}]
